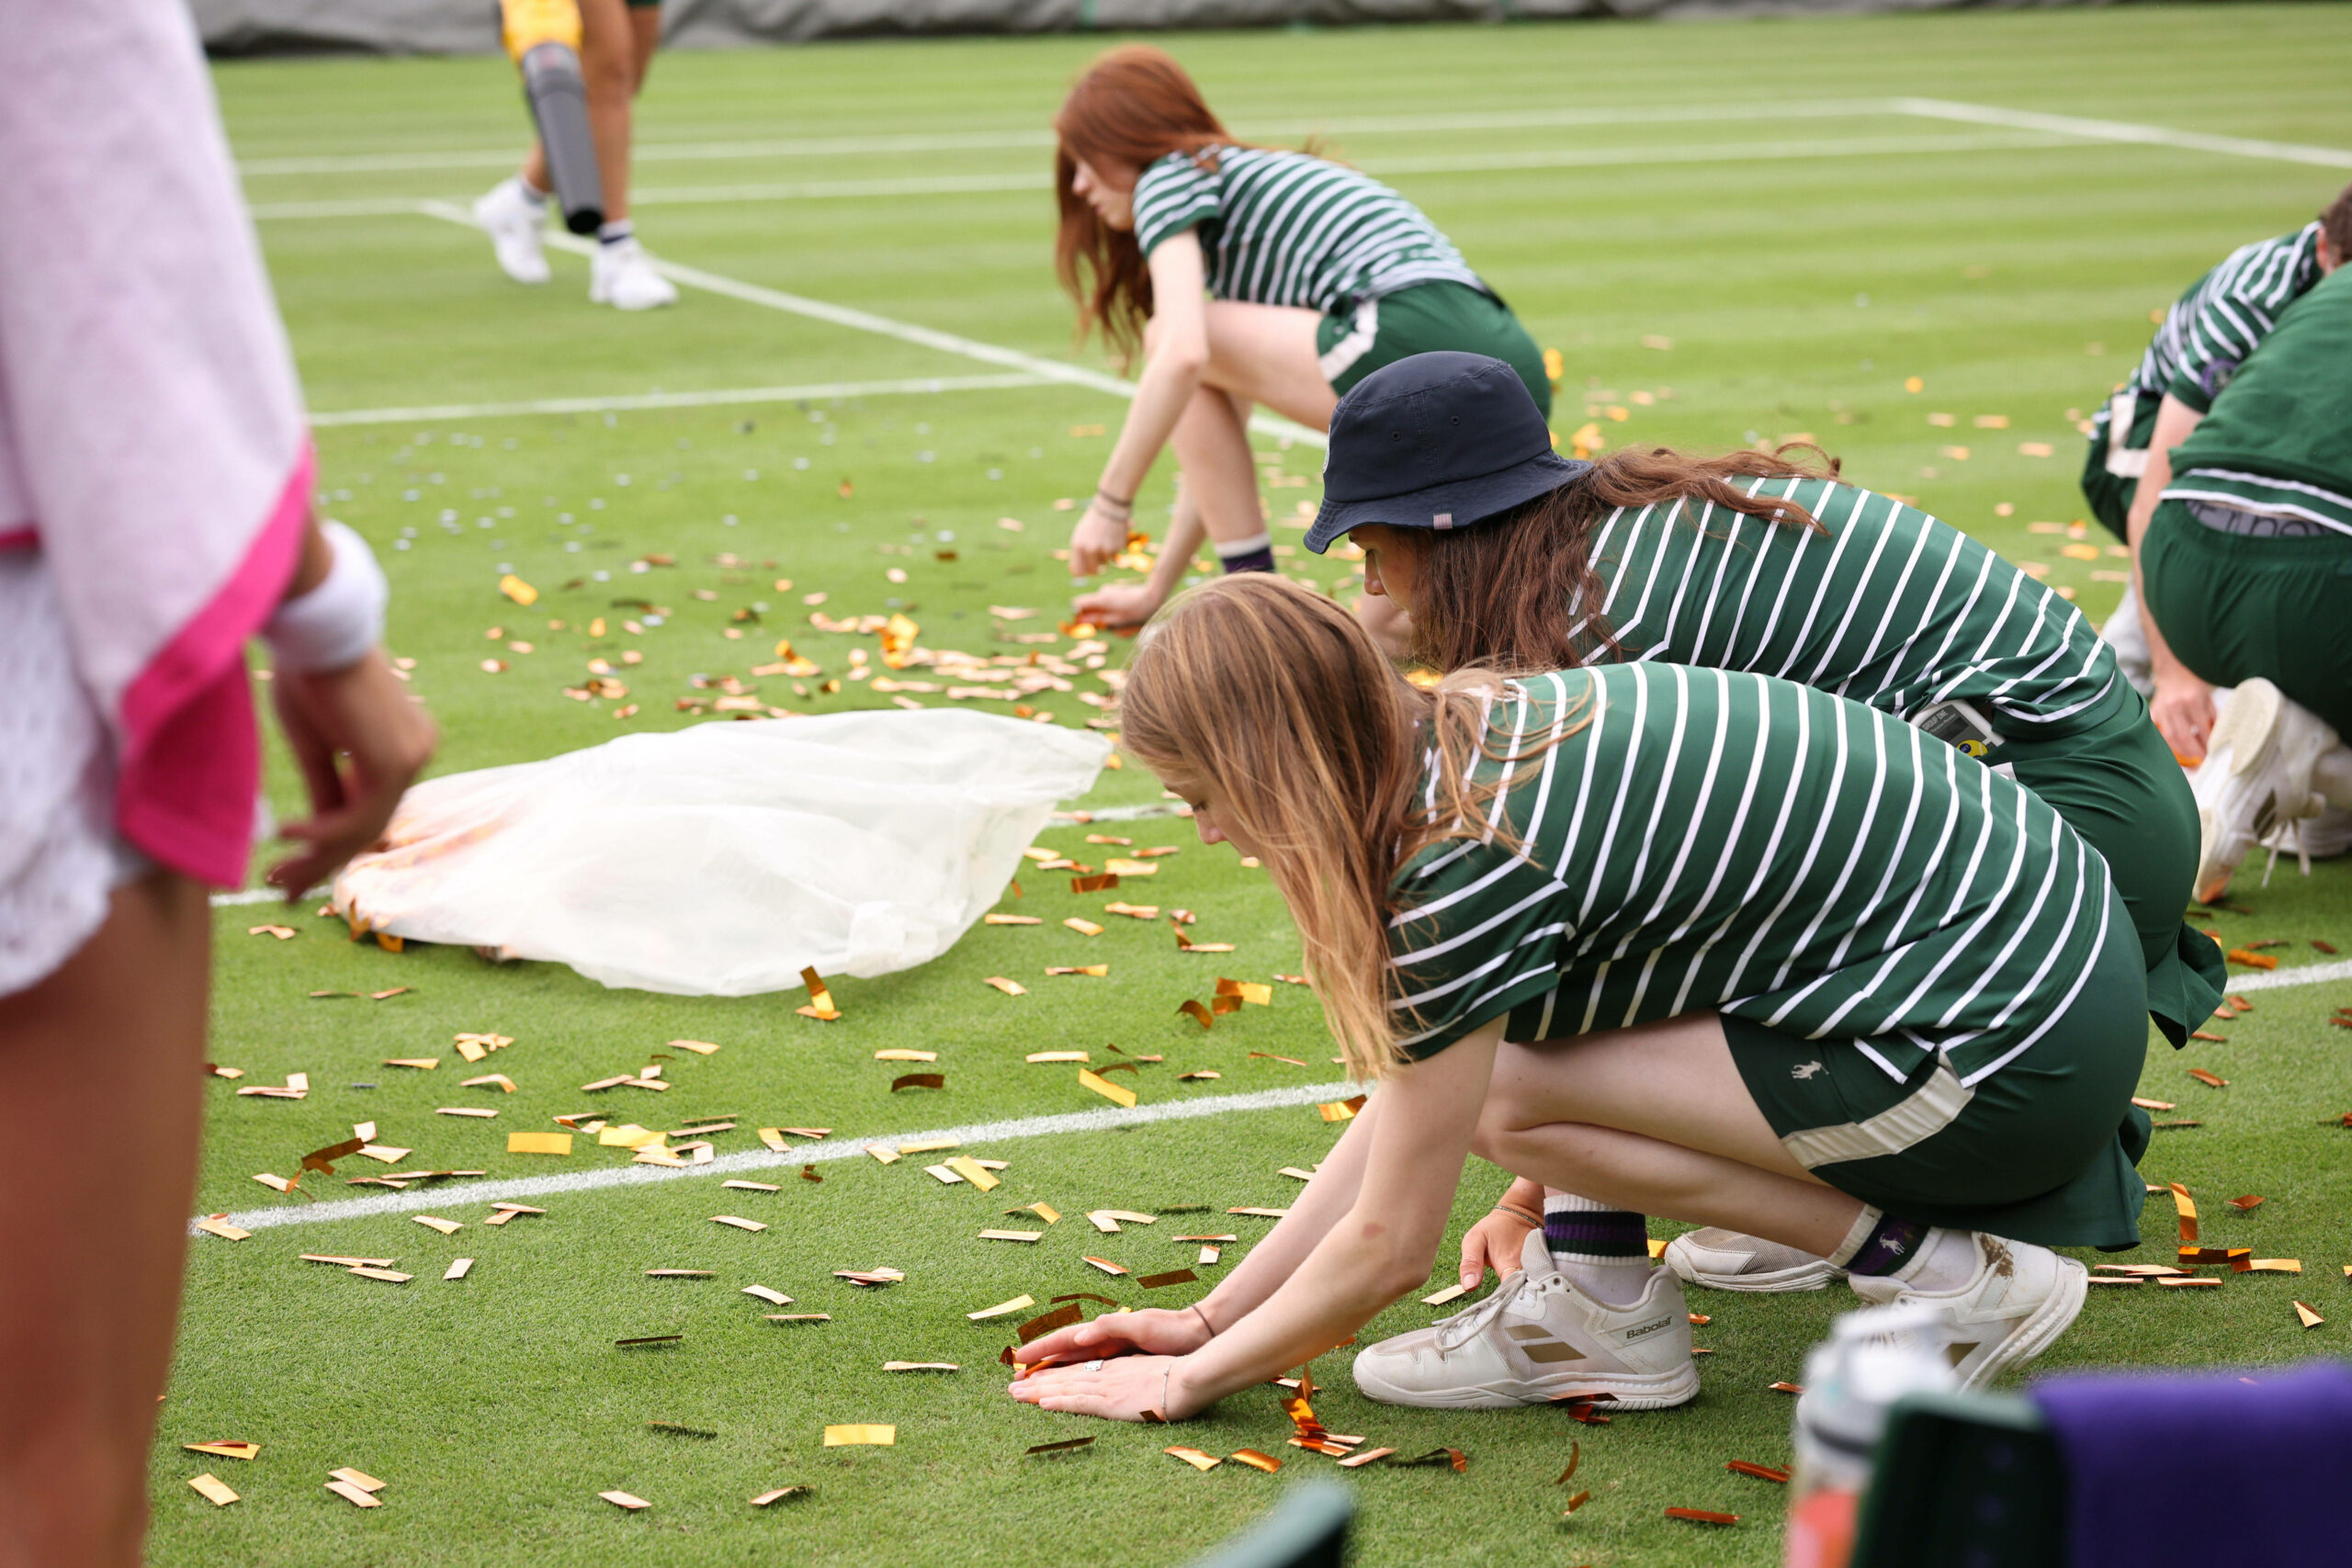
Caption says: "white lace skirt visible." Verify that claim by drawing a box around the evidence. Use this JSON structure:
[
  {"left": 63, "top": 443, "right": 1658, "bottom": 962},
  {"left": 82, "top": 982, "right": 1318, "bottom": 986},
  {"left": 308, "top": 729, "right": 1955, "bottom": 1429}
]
[{"left": 0, "top": 552, "right": 142, "bottom": 997}]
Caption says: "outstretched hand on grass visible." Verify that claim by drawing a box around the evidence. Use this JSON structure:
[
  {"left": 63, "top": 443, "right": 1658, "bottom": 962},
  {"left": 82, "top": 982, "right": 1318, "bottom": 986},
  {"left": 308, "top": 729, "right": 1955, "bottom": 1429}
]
[
  {"left": 1068, "top": 499, "right": 1130, "bottom": 578},
  {"left": 1070, "top": 579, "right": 1163, "bottom": 631},
  {"left": 266, "top": 648, "right": 437, "bottom": 899},
  {"left": 1011, "top": 1353, "right": 1199, "bottom": 1423}
]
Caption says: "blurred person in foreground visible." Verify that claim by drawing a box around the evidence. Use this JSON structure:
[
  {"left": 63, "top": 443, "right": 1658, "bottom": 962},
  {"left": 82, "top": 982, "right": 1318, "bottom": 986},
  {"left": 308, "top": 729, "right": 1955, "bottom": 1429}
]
[{"left": 0, "top": 6, "right": 434, "bottom": 1562}]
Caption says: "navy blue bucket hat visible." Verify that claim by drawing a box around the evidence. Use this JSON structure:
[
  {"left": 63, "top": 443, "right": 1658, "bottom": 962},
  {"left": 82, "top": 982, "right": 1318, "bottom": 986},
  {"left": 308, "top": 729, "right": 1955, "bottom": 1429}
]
[{"left": 1305, "top": 352, "right": 1590, "bottom": 555}]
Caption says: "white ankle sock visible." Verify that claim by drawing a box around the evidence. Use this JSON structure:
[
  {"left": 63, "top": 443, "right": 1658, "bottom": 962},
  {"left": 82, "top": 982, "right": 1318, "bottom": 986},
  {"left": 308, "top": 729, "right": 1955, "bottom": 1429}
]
[
  {"left": 515, "top": 175, "right": 548, "bottom": 207},
  {"left": 2312, "top": 745, "right": 2352, "bottom": 809},
  {"left": 1542, "top": 1190, "right": 1653, "bottom": 1309},
  {"left": 1894, "top": 1228, "right": 1982, "bottom": 1292}
]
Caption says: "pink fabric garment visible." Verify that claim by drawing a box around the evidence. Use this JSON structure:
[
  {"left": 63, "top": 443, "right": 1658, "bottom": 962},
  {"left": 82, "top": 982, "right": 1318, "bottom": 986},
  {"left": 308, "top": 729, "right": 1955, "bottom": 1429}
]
[{"left": 0, "top": 0, "right": 313, "bottom": 888}]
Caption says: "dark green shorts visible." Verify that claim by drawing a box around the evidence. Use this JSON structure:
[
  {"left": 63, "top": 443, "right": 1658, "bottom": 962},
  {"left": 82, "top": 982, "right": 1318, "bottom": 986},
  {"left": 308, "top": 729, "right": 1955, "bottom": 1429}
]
[
  {"left": 1317, "top": 281, "right": 1551, "bottom": 418},
  {"left": 1725, "top": 897, "right": 2151, "bottom": 1249},
  {"left": 2143, "top": 500, "right": 2352, "bottom": 736},
  {"left": 1994, "top": 685, "right": 2223, "bottom": 1046},
  {"left": 2079, "top": 392, "right": 2157, "bottom": 543}
]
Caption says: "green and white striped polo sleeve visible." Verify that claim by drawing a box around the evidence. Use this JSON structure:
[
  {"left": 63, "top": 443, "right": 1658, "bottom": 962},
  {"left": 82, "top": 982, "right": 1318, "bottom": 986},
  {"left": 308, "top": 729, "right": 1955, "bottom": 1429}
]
[{"left": 1132, "top": 152, "right": 1222, "bottom": 261}]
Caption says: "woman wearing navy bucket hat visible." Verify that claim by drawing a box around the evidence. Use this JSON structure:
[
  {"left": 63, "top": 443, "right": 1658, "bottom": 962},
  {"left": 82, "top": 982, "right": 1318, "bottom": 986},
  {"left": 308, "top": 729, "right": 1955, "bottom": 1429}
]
[
  {"left": 1049, "top": 46, "right": 1550, "bottom": 634},
  {"left": 1299, "top": 352, "right": 2220, "bottom": 1409}
]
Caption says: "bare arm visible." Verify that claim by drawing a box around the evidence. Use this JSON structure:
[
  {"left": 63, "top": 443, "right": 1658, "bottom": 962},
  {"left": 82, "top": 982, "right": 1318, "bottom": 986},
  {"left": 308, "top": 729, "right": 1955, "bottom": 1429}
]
[
  {"left": 1012, "top": 1024, "right": 1500, "bottom": 1420},
  {"left": 2126, "top": 393, "right": 2214, "bottom": 759},
  {"left": 1069, "top": 478, "right": 1208, "bottom": 629},
  {"left": 1069, "top": 231, "right": 1208, "bottom": 577}
]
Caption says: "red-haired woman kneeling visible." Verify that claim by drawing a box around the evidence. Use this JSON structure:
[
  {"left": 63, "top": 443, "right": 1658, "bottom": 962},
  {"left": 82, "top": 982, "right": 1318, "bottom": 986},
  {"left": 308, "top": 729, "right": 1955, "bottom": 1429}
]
[
  {"left": 1051, "top": 45, "right": 1547, "bottom": 632},
  {"left": 1011, "top": 575, "right": 2143, "bottom": 1423}
]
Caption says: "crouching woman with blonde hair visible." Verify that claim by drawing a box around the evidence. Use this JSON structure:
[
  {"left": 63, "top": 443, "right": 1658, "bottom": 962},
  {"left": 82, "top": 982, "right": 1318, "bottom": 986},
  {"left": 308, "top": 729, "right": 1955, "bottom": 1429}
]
[{"left": 1011, "top": 575, "right": 2147, "bottom": 1425}]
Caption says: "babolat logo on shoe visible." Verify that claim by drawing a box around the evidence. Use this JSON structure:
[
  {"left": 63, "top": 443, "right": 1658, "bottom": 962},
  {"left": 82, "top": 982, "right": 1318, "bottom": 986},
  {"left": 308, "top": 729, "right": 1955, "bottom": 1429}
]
[
  {"left": 1622, "top": 1314, "right": 1677, "bottom": 1344},
  {"left": 1501, "top": 1323, "right": 1586, "bottom": 1364}
]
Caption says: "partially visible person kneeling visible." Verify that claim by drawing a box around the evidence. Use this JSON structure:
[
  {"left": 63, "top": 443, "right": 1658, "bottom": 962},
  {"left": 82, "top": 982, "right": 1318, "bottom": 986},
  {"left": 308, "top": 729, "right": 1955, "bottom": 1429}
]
[{"left": 1007, "top": 575, "right": 2148, "bottom": 1426}]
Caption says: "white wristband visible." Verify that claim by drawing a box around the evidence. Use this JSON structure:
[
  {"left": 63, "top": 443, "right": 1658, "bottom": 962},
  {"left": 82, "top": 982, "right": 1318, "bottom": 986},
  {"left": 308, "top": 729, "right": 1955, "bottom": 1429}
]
[{"left": 264, "top": 520, "right": 387, "bottom": 674}]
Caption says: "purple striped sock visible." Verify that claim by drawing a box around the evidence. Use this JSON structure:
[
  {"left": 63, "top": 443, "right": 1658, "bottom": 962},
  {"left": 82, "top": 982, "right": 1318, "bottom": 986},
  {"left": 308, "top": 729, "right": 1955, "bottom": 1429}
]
[{"left": 1544, "top": 1204, "right": 1649, "bottom": 1263}]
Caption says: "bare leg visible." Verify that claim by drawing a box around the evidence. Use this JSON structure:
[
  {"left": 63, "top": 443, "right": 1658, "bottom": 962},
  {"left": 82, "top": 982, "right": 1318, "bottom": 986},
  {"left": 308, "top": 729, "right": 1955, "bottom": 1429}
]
[
  {"left": 1169, "top": 386, "right": 1270, "bottom": 553},
  {"left": 1200, "top": 301, "right": 1340, "bottom": 429},
  {"left": 521, "top": 0, "right": 638, "bottom": 220},
  {"left": 0, "top": 874, "right": 210, "bottom": 1568},
  {"left": 1472, "top": 1013, "right": 1868, "bottom": 1259}
]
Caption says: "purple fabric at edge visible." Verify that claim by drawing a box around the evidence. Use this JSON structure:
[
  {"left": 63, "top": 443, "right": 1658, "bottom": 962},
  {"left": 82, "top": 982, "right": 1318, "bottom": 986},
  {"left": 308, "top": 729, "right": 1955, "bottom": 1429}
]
[{"left": 2031, "top": 1359, "right": 2352, "bottom": 1568}]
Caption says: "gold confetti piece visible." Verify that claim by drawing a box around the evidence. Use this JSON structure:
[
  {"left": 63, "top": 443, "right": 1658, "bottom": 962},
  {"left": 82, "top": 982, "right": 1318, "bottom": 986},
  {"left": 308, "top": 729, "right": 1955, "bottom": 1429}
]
[
  {"left": 1667, "top": 1507, "right": 1739, "bottom": 1526},
  {"left": 883, "top": 1362, "right": 960, "bottom": 1373},
  {"left": 1017, "top": 1303, "right": 1083, "bottom": 1343},
  {"left": 875, "top": 1049, "right": 939, "bottom": 1062},
  {"left": 1105, "top": 902, "right": 1159, "bottom": 919},
  {"left": 983, "top": 976, "right": 1028, "bottom": 997},
  {"left": 2296, "top": 1301, "right": 2325, "bottom": 1328},
  {"left": 1422, "top": 1282, "right": 1472, "bottom": 1307},
  {"left": 598, "top": 1124, "right": 662, "bottom": 1148},
  {"left": 1770, "top": 1382, "right": 1804, "bottom": 1395},
  {"left": 1028, "top": 1051, "right": 1091, "bottom": 1065},
  {"left": 1177, "top": 1070, "right": 1224, "bottom": 1083},
  {"left": 1215, "top": 978, "right": 1272, "bottom": 1007},
  {"left": 436, "top": 1107, "right": 497, "bottom": 1119},
  {"left": 750, "top": 1486, "right": 811, "bottom": 1506},
  {"left": 1727, "top": 1461, "right": 1792, "bottom": 1483},
  {"left": 766, "top": 1314, "right": 831, "bottom": 1323},
  {"left": 248, "top": 923, "right": 297, "bottom": 941},
  {"left": 384, "top": 1057, "right": 439, "bottom": 1071},
  {"left": 1198, "top": 1247, "right": 1222, "bottom": 1265},
  {"left": 711, "top": 1215, "right": 767, "bottom": 1233},
  {"left": 598, "top": 1489, "right": 650, "bottom": 1511},
  {"left": 442, "top": 1258, "right": 474, "bottom": 1280},
  {"left": 1059, "top": 919, "right": 1108, "bottom": 940},
  {"left": 1278, "top": 1167, "right": 1318, "bottom": 1182},
  {"left": 835, "top": 1267, "right": 907, "bottom": 1285},
  {"left": 1223, "top": 1449, "right": 1281, "bottom": 1473},
  {"left": 823, "top": 1426, "right": 896, "bottom": 1448},
  {"left": 722, "top": 1181, "right": 782, "bottom": 1196},
  {"left": 891, "top": 1073, "right": 946, "bottom": 1092},
  {"left": 985, "top": 913, "right": 1044, "bottom": 925},
  {"left": 2243, "top": 1259, "right": 2302, "bottom": 1274},
  {"left": 1177, "top": 998, "right": 1216, "bottom": 1030},
  {"left": 413, "top": 1215, "right": 461, "bottom": 1235},
  {"left": 329, "top": 1467, "right": 387, "bottom": 1494},
  {"left": 185, "top": 1441, "right": 260, "bottom": 1461},
  {"left": 1331, "top": 1447, "right": 1393, "bottom": 1470},
  {"left": 2132, "top": 1097, "right": 2177, "bottom": 1111},
  {"left": 1138, "top": 1269, "right": 1198, "bottom": 1290},
  {"left": 1009, "top": 1202, "right": 1061, "bottom": 1225},
  {"left": 2228, "top": 1194, "right": 2265, "bottom": 1213},
  {"left": 505, "top": 1132, "right": 572, "bottom": 1156},
  {"left": 2224, "top": 949, "right": 2278, "bottom": 969},
  {"left": 2188, "top": 1068, "right": 2229, "bottom": 1088},
  {"left": 646, "top": 1269, "right": 715, "bottom": 1280},
  {"left": 350, "top": 1268, "right": 413, "bottom": 1284},
  {"left": 2087, "top": 1276, "right": 2144, "bottom": 1286},
  {"left": 1079, "top": 1067, "right": 1137, "bottom": 1109},
  {"left": 944, "top": 1156, "right": 1001, "bottom": 1191},
  {"left": 251, "top": 1172, "right": 295, "bottom": 1194},
  {"left": 187, "top": 1473, "right": 240, "bottom": 1506},
  {"left": 796, "top": 966, "right": 842, "bottom": 1021},
  {"left": 969, "top": 1295, "right": 1037, "bottom": 1322},
  {"left": 206, "top": 1064, "right": 246, "bottom": 1079},
  {"left": 1165, "top": 1447, "right": 1222, "bottom": 1472},
  {"left": 1102, "top": 859, "right": 1157, "bottom": 877},
  {"left": 925, "top": 1164, "right": 967, "bottom": 1185},
  {"left": 742, "top": 1286, "right": 794, "bottom": 1306},
  {"left": 2170, "top": 1182, "right": 2199, "bottom": 1243},
  {"left": 1250, "top": 1053, "right": 1307, "bottom": 1067},
  {"left": 1228, "top": 1207, "right": 1288, "bottom": 1219},
  {"left": 1083, "top": 1257, "right": 1130, "bottom": 1276},
  {"left": 302, "top": 1254, "right": 395, "bottom": 1268},
  {"left": 1069, "top": 873, "right": 1119, "bottom": 894},
  {"left": 196, "top": 1217, "right": 252, "bottom": 1242},
  {"left": 2159, "top": 1277, "right": 2222, "bottom": 1289}
]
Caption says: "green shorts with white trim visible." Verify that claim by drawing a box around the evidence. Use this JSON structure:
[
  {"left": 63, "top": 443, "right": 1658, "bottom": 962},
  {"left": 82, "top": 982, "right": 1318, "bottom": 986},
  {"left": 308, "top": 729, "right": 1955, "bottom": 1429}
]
[
  {"left": 1725, "top": 896, "right": 2151, "bottom": 1250},
  {"left": 1316, "top": 280, "right": 1550, "bottom": 417}
]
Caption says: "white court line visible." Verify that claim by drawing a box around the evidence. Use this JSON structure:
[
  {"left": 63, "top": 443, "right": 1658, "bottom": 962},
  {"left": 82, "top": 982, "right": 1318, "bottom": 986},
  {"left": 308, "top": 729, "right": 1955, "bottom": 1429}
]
[
  {"left": 2224, "top": 956, "right": 2352, "bottom": 994},
  {"left": 309, "top": 372, "right": 1058, "bottom": 428},
  {"left": 229, "top": 100, "right": 1915, "bottom": 177},
  {"left": 244, "top": 131, "right": 2073, "bottom": 220},
  {"left": 1892, "top": 98, "right": 2352, "bottom": 172},
  {"left": 411, "top": 199, "right": 1329, "bottom": 451},
  {"left": 190, "top": 1078, "right": 1355, "bottom": 1234}
]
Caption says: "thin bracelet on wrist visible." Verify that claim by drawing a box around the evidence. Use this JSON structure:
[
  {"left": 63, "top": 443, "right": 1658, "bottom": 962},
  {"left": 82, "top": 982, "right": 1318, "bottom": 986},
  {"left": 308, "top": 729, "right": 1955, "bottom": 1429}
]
[
  {"left": 1491, "top": 1202, "right": 1544, "bottom": 1229},
  {"left": 1094, "top": 487, "right": 1135, "bottom": 513},
  {"left": 1187, "top": 1302, "right": 1216, "bottom": 1338}
]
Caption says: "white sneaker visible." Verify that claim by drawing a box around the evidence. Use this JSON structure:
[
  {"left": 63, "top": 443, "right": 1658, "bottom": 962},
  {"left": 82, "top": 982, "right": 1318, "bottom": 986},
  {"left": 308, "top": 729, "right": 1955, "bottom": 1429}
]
[
  {"left": 1847, "top": 1234, "right": 2086, "bottom": 1392},
  {"left": 1351, "top": 1230, "right": 1698, "bottom": 1410},
  {"left": 471, "top": 177, "right": 550, "bottom": 286},
  {"left": 2190, "top": 678, "right": 2336, "bottom": 901},
  {"left": 590, "top": 238, "right": 679, "bottom": 310},
  {"left": 1664, "top": 1227, "right": 1845, "bottom": 1292}
]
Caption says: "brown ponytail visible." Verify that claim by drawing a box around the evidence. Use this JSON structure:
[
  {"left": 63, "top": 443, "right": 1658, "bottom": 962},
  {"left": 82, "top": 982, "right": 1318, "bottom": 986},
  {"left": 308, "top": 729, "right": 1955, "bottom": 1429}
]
[{"left": 1405, "top": 445, "right": 1838, "bottom": 675}]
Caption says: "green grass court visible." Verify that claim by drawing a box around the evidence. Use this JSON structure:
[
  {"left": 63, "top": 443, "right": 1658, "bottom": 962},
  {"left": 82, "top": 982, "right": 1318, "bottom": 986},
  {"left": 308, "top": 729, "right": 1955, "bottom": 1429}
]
[{"left": 174, "top": 8, "right": 2352, "bottom": 1562}]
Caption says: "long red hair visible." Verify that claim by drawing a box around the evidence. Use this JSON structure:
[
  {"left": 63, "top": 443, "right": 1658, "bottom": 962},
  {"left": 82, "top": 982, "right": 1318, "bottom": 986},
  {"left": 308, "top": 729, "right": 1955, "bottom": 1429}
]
[{"left": 1053, "top": 46, "right": 1234, "bottom": 364}]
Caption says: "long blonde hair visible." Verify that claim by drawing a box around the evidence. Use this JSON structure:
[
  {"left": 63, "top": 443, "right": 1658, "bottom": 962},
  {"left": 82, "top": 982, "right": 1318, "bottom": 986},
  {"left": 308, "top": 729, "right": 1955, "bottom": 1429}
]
[{"left": 1120, "top": 576, "right": 1589, "bottom": 1078}]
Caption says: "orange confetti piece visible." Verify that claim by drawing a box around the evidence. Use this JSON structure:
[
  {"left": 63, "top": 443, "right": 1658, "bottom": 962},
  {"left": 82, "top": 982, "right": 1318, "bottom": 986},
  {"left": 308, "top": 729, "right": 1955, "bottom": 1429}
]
[
  {"left": 984, "top": 976, "right": 1028, "bottom": 997},
  {"left": 1177, "top": 998, "right": 1215, "bottom": 1030},
  {"left": 1666, "top": 1508, "right": 1740, "bottom": 1526},
  {"left": 796, "top": 966, "right": 842, "bottom": 1021},
  {"left": 890, "top": 1073, "right": 945, "bottom": 1092},
  {"left": 2228, "top": 1195, "right": 2265, "bottom": 1213},
  {"left": 1227, "top": 1450, "right": 1283, "bottom": 1473},
  {"left": 1079, "top": 1067, "right": 1137, "bottom": 1108},
  {"left": 2170, "top": 1183, "right": 2199, "bottom": 1243},
  {"left": 2188, "top": 1068, "right": 2229, "bottom": 1088},
  {"left": 1165, "top": 1447, "right": 1221, "bottom": 1472},
  {"left": 2223, "top": 949, "right": 2278, "bottom": 969},
  {"left": 2295, "top": 1301, "right": 2324, "bottom": 1328},
  {"left": 1727, "top": 1461, "right": 1792, "bottom": 1483}
]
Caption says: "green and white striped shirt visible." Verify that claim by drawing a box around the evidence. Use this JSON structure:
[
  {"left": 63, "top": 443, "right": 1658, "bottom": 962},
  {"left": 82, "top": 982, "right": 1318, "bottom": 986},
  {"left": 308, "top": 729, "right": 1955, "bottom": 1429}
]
[
  {"left": 2121, "top": 222, "right": 2324, "bottom": 414},
  {"left": 1575, "top": 479, "right": 2120, "bottom": 737},
  {"left": 1389, "top": 665, "right": 2119, "bottom": 1086},
  {"left": 1130, "top": 146, "right": 1487, "bottom": 312}
]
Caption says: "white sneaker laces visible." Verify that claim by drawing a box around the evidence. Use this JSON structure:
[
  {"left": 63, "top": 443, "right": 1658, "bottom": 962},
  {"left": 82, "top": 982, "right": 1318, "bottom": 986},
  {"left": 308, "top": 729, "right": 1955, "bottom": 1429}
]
[{"left": 1435, "top": 1268, "right": 1546, "bottom": 1350}]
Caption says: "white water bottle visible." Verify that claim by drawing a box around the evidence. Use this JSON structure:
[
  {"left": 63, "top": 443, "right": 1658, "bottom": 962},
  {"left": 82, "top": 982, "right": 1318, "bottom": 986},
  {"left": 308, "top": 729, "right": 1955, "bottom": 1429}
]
[{"left": 1784, "top": 1303, "right": 1959, "bottom": 1568}]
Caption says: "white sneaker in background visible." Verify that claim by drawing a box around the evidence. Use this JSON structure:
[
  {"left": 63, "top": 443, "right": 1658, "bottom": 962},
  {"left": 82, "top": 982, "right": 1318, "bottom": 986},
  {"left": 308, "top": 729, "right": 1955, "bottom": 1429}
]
[
  {"left": 2189, "top": 678, "right": 2336, "bottom": 900},
  {"left": 1351, "top": 1230, "right": 1698, "bottom": 1411},
  {"left": 471, "top": 176, "right": 550, "bottom": 286},
  {"left": 590, "top": 238, "right": 679, "bottom": 311},
  {"left": 1847, "top": 1233, "right": 2086, "bottom": 1392},
  {"left": 1664, "top": 1227, "right": 1845, "bottom": 1292}
]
